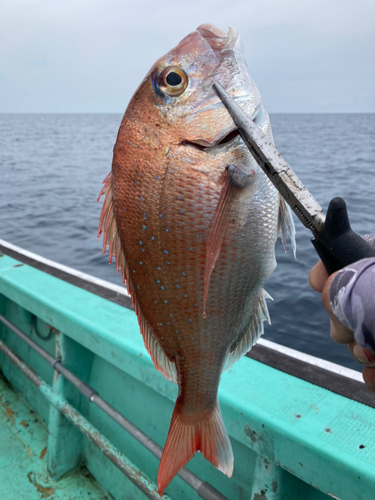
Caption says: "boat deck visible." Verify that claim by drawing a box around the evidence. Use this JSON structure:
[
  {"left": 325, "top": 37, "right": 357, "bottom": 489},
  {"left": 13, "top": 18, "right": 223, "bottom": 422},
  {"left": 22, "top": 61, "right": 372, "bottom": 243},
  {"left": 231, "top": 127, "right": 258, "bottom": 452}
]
[
  {"left": 1, "top": 241, "right": 375, "bottom": 500},
  {"left": 0, "top": 372, "right": 112, "bottom": 500}
]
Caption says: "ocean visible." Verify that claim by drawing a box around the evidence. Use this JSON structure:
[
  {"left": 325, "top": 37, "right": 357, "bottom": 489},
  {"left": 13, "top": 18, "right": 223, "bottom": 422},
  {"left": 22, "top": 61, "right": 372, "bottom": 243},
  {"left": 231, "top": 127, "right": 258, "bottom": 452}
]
[{"left": 1, "top": 112, "right": 374, "bottom": 371}]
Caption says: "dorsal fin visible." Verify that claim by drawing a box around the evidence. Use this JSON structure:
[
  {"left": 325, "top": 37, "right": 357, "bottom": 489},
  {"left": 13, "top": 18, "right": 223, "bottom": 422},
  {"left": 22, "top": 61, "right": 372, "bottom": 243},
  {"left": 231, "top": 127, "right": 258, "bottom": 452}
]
[
  {"left": 97, "top": 172, "right": 126, "bottom": 282},
  {"left": 97, "top": 172, "right": 177, "bottom": 383}
]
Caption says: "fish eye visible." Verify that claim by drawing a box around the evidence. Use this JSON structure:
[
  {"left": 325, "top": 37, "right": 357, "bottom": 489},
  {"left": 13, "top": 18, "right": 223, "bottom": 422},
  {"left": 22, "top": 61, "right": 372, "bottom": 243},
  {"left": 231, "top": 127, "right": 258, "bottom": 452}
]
[{"left": 158, "top": 66, "right": 188, "bottom": 97}]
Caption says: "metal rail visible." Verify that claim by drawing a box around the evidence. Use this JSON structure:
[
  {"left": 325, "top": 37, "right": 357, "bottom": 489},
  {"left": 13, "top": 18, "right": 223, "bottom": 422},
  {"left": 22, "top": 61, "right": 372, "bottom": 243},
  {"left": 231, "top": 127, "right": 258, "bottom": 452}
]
[
  {"left": 0, "top": 337, "right": 171, "bottom": 500},
  {"left": 0, "top": 314, "right": 229, "bottom": 500}
]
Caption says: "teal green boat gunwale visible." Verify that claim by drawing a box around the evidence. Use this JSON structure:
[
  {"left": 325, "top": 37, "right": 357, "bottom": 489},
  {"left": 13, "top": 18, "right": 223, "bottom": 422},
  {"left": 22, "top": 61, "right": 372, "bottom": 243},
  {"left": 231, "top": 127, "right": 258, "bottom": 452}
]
[
  {"left": 0, "top": 336, "right": 172, "bottom": 500},
  {"left": 2, "top": 239, "right": 370, "bottom": 408},
  {"left": 0, "top": 311, "right": 226, "bottom": 500},
  {"left": 1, "top": 245, "right": 375, "bottom": 500}
]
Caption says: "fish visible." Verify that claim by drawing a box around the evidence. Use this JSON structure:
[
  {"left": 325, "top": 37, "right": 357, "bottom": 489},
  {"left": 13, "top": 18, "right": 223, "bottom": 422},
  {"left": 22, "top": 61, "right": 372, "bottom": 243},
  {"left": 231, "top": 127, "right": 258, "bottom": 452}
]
[{"left": 98, "top": 23, "right": 296, "bottom": 495}]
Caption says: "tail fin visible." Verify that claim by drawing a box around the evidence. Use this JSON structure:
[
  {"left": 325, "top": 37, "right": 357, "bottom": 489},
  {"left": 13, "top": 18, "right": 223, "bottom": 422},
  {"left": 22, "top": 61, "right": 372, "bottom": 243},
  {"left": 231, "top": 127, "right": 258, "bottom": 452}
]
[{"left": 158, "top": 401, "right": 233, "bottom": 495}]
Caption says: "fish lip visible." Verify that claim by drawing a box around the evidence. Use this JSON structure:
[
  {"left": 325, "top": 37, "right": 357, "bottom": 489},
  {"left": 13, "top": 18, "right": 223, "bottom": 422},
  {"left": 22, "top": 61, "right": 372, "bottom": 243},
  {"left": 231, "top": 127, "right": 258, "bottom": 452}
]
[
  {"left": 180, "top": 127, "right": 240, "bottom": 151},
  {"left": 197, "top": 24, "right": 239, "bottom": 52},
  {"left": 180, "top": 103, "right": 261, "bottom": 151}
]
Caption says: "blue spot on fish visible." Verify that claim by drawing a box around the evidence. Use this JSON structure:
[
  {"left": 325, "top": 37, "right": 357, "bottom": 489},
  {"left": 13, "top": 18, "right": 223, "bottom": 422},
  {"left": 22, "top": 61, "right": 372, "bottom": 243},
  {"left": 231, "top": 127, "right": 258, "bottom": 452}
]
[
  {"left": 156, "top": 175, "right": 159, "bottom": 180},
  {"left": 161, "top": 286, "right": 164, "bottom": 290},
  {"left": 164, "top": 250, "right": 168, "bottom": 254},
  {"left": 143, "top": 225, "right": 146, "bottom": 229},
  {"left": 139, "top": 262, "right": 142, "bottom": 265},
  {"left": 151, "top": 236, "right": 155, "bottom": 241},
  {"left": 157, "top": 267, "right": 161, "bottom": 270},
  {"left": 139, "top": 241, "right": 142, "bottom": 245},
  {"left": 140, "top": 197, "right": 143, "bottom": 201},
  {"left": 164, "top": 300, "right": 168, "bottom": 303},
  {"left": 180, "top": 210, "right": 183, "bottom": 214},
  {"left": 182, "top": 272, "right": 186, "bottom": 276},
  {"left": 166, "top": 228, "right": 168, "bottom": 232},
  {"left": 159, "top": 214, "right": 162, "bottom": 218}
]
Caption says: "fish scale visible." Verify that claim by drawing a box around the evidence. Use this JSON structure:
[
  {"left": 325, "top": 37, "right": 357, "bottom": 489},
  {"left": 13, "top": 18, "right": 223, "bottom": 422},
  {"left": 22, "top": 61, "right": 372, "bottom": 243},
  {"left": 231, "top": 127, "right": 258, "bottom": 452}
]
[{"left": 98, "top": 23, "right": 296, "bottom": 495}]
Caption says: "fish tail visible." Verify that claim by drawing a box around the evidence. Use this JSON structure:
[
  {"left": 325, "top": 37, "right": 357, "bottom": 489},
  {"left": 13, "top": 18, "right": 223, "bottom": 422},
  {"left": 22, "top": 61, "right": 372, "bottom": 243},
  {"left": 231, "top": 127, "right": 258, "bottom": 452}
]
[{"left": 157, "top": 399, "right": 233, "bottom": 495}]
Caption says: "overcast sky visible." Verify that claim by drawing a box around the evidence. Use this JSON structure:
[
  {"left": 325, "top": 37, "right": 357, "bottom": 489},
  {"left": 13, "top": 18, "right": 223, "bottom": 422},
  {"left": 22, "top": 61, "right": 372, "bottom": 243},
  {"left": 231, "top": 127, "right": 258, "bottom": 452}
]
[{"left": 1, "top": 0, "right": 374, "bottom": 113}]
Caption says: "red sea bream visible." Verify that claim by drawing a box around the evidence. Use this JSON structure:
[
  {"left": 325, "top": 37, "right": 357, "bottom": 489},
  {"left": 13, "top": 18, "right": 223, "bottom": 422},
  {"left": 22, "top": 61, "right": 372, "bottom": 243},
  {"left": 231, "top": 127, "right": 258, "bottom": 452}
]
[{"left": 98, "top": 23, "right": 296, "bottom": 494}]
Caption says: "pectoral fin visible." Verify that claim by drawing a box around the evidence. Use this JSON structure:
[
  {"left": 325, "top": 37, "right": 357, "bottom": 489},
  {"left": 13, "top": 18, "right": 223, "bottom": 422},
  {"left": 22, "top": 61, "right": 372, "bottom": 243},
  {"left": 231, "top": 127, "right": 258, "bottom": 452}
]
[{"left": 203, "top": 164, "right": 256, "bottom": 317}]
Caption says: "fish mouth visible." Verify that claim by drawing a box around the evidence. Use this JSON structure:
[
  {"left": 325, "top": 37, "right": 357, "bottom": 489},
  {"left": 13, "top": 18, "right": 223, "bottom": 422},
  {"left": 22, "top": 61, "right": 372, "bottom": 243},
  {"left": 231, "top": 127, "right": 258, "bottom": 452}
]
[
  {"left": 180, "top": 128, "right": 240, "bottom": 151},
  {"left": 180, "top": 103, "right": 262, "bottom": 152},
  {"left": 197, "top": 24, "right": 238, "bottom": 52}
]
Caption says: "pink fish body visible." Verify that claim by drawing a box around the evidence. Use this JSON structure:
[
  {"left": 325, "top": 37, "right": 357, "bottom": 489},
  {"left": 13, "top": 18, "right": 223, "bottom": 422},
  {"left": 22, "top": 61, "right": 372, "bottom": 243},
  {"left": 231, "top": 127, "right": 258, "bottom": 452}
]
[{"left": 98, "top": 24, "right": 295, "bottom": 494}]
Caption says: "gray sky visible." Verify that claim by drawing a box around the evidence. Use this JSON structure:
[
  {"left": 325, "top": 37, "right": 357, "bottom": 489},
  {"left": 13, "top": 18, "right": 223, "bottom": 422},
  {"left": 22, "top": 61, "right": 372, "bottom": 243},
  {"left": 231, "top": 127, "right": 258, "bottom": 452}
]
[{"left": 1, "top": 0, "right": 374, "bottom": 113}]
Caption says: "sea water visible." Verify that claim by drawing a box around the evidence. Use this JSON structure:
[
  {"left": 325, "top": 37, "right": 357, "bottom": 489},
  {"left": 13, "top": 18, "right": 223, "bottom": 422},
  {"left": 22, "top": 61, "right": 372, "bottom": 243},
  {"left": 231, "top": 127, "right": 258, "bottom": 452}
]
[{"left": 1, "top": 113, "right": 374, "bottom": 370}]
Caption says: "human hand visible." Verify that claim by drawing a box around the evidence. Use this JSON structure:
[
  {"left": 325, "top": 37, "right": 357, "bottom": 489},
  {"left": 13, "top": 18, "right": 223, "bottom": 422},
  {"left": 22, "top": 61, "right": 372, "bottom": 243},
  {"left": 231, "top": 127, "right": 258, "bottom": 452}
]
[{"left": 309, "top": 260, "right": 375, "bottom": 393}]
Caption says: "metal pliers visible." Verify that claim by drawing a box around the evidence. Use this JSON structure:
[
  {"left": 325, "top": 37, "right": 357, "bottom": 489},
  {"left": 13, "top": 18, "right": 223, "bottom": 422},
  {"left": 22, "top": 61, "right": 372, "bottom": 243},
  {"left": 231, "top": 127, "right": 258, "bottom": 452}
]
[{"left": 214, "top": 83, "right": 375, "bottom": 274}]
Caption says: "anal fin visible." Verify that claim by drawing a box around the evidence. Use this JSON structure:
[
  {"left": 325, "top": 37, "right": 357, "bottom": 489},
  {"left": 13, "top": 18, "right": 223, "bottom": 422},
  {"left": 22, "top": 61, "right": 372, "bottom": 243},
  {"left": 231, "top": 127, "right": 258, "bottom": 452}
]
[{"left": 223, "top": 288, "right": 272, "bottom": 371}]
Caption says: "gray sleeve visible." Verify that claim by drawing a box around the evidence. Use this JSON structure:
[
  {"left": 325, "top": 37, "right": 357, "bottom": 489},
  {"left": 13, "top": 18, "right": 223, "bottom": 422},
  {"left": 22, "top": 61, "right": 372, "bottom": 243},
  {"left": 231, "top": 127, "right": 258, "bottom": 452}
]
[{"left": 329, "top": 234, "right": 375, "bottom": 354}]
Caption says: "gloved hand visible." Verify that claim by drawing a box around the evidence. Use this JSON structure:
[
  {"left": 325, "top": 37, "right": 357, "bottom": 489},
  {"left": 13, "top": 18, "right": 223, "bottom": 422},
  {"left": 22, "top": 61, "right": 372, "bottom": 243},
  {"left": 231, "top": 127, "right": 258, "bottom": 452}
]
[{"left": 309, "top": 236, "right": 375, "bottom": 394}]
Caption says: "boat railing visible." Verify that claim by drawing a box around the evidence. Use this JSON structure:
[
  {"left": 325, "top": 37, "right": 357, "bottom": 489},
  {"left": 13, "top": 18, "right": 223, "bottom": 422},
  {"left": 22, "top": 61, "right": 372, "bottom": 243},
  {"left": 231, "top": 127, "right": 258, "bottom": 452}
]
[
  {"left": 1, "top": 238, "right": 374, "bottom": 500},
  {"left": 0, "top": 312, "right": 227, "bottom": 500}
]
